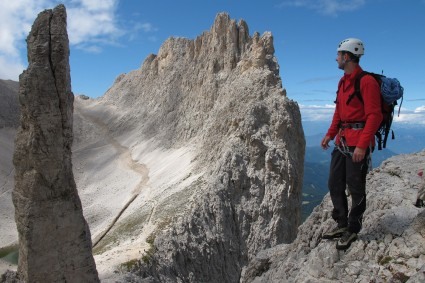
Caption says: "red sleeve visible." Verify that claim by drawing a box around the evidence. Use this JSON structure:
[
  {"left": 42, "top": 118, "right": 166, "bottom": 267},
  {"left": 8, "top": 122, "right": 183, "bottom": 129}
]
[
  {"left": 326, "top": 104, "right": 340, "bottom": 140},
  {"left": 326, "top": 80, "right": 342, "bottom": 140},
  {"left": 357, "top": 75, "right": 383, "bottom": 149}
]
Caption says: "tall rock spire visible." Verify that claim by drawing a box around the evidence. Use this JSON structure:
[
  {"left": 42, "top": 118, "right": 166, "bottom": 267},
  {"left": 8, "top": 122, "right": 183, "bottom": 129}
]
[{"left": 12, "top": 5, "right": 99, "bottom": 282}]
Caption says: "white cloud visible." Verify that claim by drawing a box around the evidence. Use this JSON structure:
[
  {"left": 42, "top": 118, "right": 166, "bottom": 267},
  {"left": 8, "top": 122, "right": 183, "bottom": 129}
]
[
  {"left": 279, "top": 0, "right": 366, "bottom": 16},
  {"left": 128, "top": 22, "right": 159, "bottom": 41},
  {"left": 73, "top": 0, "right": 116, "bottom": 11},
  {"left": 67, "top": 0, "right": 123, "bottom": 47},
  {"left": 414, "top": 105, "right": 425, "bottom": 113},
  {"left": 135, "top": 23, "right": 157, "bottom": 33},
  {"left": 0, "top": 1, "right": 49, "bottom": 56},
  {"left": 300, "top": 103, "right": 425, "bottom": 125},
  {"left": 0, "top": 0, "right": 122, "bottom": 80},
  {"left": 394, "top": 105, "right": 425, "bottom": 124},
  {"left": 0, "top": 56, "right": 26, "bottom": 80},
  {"left": 0, "top": 0, "right": 50, "bottom": 79},
  {"left": 300, "top": 104, "right": 335, "bottom": 121}
]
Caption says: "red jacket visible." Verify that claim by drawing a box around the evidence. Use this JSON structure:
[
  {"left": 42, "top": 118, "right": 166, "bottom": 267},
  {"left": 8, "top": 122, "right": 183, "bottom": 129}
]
[{"left": 326, "top": 66, "right": 383, "bottom": 149}]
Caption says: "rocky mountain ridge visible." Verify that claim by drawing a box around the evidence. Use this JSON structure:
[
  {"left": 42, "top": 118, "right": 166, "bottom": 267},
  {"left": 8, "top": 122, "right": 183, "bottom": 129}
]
[{"left": 82, "top": 12, "right": 305, "bottom": 282}]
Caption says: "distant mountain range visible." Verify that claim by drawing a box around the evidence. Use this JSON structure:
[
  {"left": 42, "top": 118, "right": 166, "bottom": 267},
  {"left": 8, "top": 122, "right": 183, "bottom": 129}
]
[{"left": 302, "top": 122, "right": 425, "bottom": 221}]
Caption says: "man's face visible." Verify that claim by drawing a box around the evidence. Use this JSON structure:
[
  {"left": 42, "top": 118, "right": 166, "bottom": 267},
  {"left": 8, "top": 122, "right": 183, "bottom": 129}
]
[{"left": 336, "top": 51, "right": 346, "bottom": 70}]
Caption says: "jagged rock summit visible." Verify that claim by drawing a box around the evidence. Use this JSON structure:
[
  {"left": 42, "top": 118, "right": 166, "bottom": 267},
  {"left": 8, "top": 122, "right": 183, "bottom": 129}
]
[
  {"left": 73, "top": 12, "right": 305, "bottom": 281},
  {"left": 242, "top": 150, "right": 425, "bottom": 283},
  {"left": 11, "top": 5, "right": 99, "bottom": 282},
  {"left": 100, "top": 12, "right": 282, "bottom": 152}
]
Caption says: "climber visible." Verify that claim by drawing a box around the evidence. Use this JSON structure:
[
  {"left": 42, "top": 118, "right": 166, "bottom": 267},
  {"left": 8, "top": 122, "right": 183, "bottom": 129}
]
[{"left": 320, "top": 38, "right": 383, "bottom": 250}]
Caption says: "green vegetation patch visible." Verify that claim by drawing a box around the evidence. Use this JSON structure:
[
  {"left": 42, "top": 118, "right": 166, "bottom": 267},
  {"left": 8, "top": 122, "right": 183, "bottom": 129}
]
[
  {"left": 141, "top": 239, "right": 156, "bottom": 264},
  {"left": 392, "top": 272, "right": 409, "bottom": 283},
  {"left": 118, "top": 259, "right": 141, "bottom": 272},
  {"left": 0, "top": 244, "right": 19, "bottom": 265},
  {"left": 379, "top": 256, "right": 393, "bottom": 265}
]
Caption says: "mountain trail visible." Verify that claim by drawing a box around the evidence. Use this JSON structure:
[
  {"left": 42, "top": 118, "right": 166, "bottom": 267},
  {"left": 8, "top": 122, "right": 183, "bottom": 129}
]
[{"left": 74, "top": 104, "right": 150, "bottom": 247}]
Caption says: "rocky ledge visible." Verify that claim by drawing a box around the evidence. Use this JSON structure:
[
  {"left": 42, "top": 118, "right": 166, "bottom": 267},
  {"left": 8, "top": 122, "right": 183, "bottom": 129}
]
[{"left": 242, "top": 150, "right": 425, "bottom": 283}]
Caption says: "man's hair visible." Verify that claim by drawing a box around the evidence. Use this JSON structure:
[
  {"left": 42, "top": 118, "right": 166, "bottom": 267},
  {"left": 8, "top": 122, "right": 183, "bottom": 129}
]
[{"left": 342, "top": 51, "right": 360, "bottom": 63}]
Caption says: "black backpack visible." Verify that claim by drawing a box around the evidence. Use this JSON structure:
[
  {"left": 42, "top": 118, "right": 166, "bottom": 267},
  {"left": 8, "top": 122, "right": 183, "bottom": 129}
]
[{"left": 344, "top": 71, "right": 404, "bottom": 150}]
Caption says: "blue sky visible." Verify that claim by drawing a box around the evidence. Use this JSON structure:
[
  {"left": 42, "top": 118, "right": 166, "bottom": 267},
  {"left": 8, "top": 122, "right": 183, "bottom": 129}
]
[{"left": 1, "top": 0, "right": 425, "bottom": 129}]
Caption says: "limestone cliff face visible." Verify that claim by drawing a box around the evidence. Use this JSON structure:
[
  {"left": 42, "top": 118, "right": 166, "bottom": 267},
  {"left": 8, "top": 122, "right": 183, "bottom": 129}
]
[
  {"left": 242, "top": 150, "right": 425, "bottom": 283},
  {"left": 12, "top": 5, "right": 99, "bottom": 282},
  {"left": 94, "top": 13, "right": 305, "bottom": 282}
]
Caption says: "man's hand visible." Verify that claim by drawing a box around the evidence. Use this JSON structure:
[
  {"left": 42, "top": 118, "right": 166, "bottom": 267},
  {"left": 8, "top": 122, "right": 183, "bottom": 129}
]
[
  {"left": 321, "top": 135, "right": 331, "bottom": 150},
  {"left": 352, "top": 147, "right": 366, "bottom": 162}
]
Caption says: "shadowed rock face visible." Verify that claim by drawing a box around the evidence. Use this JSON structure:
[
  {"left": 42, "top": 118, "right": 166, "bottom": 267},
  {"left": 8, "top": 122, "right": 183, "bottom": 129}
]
[
  {"left": 0, "top": 80, "right": 19, "bottom": 128},
  {"left": 12, "top": 5, "right": 99, "bottom": 282}
]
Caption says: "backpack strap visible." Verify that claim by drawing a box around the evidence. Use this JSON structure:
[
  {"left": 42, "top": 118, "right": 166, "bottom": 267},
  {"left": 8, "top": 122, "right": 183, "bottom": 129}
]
[
  {"left": 334, "top": 79, "right": 344, "bottom": 104},
  {"left": 346, "top": 71, "right": 369, "bottom": 105}
]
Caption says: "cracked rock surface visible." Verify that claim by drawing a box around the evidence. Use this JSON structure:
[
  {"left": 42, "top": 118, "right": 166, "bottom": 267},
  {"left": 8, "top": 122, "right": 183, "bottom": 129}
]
[{"left": 11, "top": 5, "right": 99, "bottom": 282}]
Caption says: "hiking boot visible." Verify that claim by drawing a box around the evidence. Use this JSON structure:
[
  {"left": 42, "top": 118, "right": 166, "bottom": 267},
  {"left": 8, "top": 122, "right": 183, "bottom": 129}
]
[
  {"left": 415, "top": 199, "right": 424, "bottom": 208},
  {"left": 322, "top": 226, "right": 347, "bottom": 239},
  {"left": 336, "top": 231, "right": 358, "bottom": 250}
]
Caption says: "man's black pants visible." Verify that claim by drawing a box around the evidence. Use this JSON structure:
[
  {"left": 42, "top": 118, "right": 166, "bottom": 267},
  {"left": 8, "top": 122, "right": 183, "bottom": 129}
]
[{"left": 328, "top": 147, "right": 369, "bottom": 233}]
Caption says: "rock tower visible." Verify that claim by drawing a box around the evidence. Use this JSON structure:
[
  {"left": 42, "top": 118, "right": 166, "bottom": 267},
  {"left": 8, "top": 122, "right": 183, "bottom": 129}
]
[{"left": 12, "top": 5, "right": 99, "bottom": 282}]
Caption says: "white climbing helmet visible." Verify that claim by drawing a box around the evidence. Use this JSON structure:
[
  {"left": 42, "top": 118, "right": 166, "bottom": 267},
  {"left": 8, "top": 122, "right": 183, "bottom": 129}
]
[{"left": 337, "top": 38, "right": 364, "bottom": 57}]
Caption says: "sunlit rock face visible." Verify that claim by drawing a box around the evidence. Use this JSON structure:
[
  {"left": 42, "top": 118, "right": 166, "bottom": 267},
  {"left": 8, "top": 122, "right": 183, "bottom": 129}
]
[{"left": 97, "top": 13, "right": 305, "bottom": 282}]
